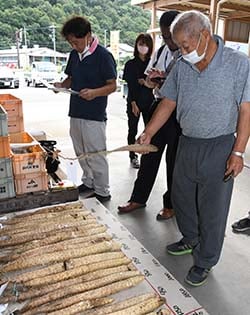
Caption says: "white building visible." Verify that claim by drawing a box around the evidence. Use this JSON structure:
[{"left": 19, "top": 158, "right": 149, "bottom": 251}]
[{"left": 0, "top": 45, "right": 68, "bottom": 69}]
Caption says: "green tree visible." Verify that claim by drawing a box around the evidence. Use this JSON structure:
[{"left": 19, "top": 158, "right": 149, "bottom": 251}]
[{"left": 0, "top": 0, "right": 151, "bottom": 52}]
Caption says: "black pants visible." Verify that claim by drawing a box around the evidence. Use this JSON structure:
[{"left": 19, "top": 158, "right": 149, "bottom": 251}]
[
  {"left": 129, "top": 100, "right": 181, "bottom": 208},
  {"left": 127, "top": 103, "right": 148, "bottom": 161}
]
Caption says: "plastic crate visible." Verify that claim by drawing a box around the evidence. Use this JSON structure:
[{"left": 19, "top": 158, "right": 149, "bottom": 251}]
[
  {"left": 0, "top": 176, "right": 15, "bottom": 200},
  {"left": 8, "top": 116, "right": 24, "bottom": 134},
  {"left": 0, "top": 105, "right": 8, "bottom": 136},
  {"left": 14, "top": 171, "right": 48, "bottom": 195},
  {"left": 0, "top": 157, "right": 13, "bottom": 178},
  {"left": 10, "top": 132, "right": 46, "bottom": 175},
  {"left": 0, "top": 135, "right": 11, "bottom": 158},
  {"left": 9, "top": 131, "right": 35, "bottom": 144},
  {"left": 0, "top": 94, "right": 23, "bottom": 117}
]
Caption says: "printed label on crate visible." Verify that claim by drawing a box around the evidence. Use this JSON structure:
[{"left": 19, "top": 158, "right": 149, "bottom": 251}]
[
  {"left": 83, "top": 198, "right": 210, "bottom": 315},
  {"left": 12, "top": 156, "right": 45, "bottom": 174},
  {"left": 14, "top": 171, "right": 48, "bottom": 195},
  {"left": 10, "top": 132, "right": 46, "bottom": 175}
]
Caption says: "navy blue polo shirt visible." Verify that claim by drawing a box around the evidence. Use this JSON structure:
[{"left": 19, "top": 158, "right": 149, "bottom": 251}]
[{"left": 65, "top": 45, "right": 117, "bottom": 121}]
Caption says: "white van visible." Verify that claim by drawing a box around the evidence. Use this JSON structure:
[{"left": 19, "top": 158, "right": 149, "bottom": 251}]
[{"left": 28, "top": 62, "right": 58, "bottom": 87}]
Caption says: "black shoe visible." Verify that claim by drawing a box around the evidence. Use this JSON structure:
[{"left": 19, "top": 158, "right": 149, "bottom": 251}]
[
  {"left": 78, "top": 183, "right": 93, "bottom": 193},
  {"left": 232, "top": 217, "right": 250, "bottom": 232},
  {"left": 92, "top": 193, "right": 111, "bottom": 203},
  {"left": 166, "top": 240, "right": 194, "bottom": 256},
  {"left": 185, "top": 265, "right": 211, "bottom": 287},
  {"left": 131, "top": 158, "right": 140, "bottom": 169},
  {"left": 95, "top": 194, "right": 111, "bottom": 202}
]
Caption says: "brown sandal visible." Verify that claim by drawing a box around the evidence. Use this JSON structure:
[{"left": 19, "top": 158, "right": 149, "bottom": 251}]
[{"left": 156, "top": 208, "right": 175, "bottom": 221}]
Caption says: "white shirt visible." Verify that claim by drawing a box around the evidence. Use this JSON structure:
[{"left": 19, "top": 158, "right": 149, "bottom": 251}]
[
  {"left": 145, "top": 45, "right": 174, "bottom": 98},
  {"left": 145, "top": 45, "right": 173, "bottom": 74}
]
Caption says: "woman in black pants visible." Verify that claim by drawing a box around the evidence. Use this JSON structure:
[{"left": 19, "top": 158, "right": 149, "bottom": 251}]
[{"left": 123, "top": 33, "right": 154, "bottom": 168}]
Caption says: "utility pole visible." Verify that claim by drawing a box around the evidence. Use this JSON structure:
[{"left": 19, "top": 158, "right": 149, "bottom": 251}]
[
  {"left": 104, "top": 30, "right": 107, "bottom": 47},
  {"left": 50, "top": 25, "right": 56, "bottom": 65},
  {"left": 23, "top": 26, "right": 27, "bottom": 47},
  {"left": 15, "top": 29, "right": 22, "bottom": 69}
]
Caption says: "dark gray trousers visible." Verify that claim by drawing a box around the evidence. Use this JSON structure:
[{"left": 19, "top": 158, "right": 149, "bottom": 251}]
[{"left": 172, "top": 134, "right": 235, "bottom": 269}]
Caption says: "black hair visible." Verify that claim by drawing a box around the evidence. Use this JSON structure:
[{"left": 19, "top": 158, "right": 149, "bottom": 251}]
[
  {"left": 134, "top": 33, "right": 153, "bottom": 59},
  {"left": 61, "top": 16, "right": 91, "bottom": 39},
  {"left": 159, "top": 10, "right": 180, "bottom": 28}
]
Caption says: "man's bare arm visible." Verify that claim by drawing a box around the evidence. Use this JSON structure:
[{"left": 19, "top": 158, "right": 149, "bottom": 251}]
[
  {"left": 54, "top": 76, "right": 72, "bottom": 89},
  {"left": 139, "top": 97, "right": 176, "bottom": 144},
  {"left": 79, "top": 79, "right": 117, "bottom": 100},
  {"left": 226, "top": 101, "right": 250, "bottom": 177}
]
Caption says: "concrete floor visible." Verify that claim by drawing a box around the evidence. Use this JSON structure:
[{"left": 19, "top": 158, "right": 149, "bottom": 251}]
[
  {"left": 13, "top": 87, "right": 250, "bottom": 315},
  {"left": 77, "top": 93, "right": 250, "bottom": 315},
  {"left": 97, "top": 93, "right": 250, "bottom": 315}
]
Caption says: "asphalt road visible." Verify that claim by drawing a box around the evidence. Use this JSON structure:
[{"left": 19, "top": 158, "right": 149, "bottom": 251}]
[{"left": 0, "top": 80, "right": 139, "bottom": 178}]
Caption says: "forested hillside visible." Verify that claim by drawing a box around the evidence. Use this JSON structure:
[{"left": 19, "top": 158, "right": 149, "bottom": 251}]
[{"left": 0, "top": 0, "right": 151, "bottom": 52}]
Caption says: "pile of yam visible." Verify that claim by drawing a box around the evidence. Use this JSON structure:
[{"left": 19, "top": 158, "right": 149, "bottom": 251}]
[{"left": 0, "top": 201, "right": 169, "bottom": 315}]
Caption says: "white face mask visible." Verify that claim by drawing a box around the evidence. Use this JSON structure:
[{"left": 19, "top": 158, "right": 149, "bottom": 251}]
[
  {"left": 137, "top": 45, "right": 149, "bottom": 55},
  {"left": 81, "top": 43, "right": 90, "bottom": 55},
  {"left": 182, "top": 33, "right": 208, "bottom": 64}
]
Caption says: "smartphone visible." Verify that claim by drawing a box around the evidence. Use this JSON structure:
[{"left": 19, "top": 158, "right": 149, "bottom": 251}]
[
  {"left": 150, "top": 77, "right": 164, "bottom": 84},
  {"left": 223, "top": 171, "right": 234, "bottom": 182}
]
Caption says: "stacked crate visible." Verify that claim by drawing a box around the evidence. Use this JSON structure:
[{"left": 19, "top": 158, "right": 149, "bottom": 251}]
[
  {"left": 0, "top": 105, "right": 15, "bottom": 200},
  {"left": 0, "top": 94, "right": 24, "bottom": 134},
  {"left": 10, "top": 131, "right": 48, "bottom": 195},
  {"left": 0, "top": 94, "right": 48, "bottom": 196}
]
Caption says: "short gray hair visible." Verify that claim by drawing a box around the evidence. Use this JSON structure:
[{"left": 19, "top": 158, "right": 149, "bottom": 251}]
[{"left": 170, "top": 10, "right": 212, "bottom": 40}]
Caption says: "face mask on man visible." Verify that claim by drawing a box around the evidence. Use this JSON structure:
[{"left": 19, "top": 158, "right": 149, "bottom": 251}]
[
  {"left": 182, "top": 33, "right": 208, "bottom": 64},
  {"left": 137, "top": 45, "right": 149, "bottom": 55},
  {"left": 81, "top": 41, "right": 90, "bottom": 55},
  {"left": 80, "top": 36, "right": 90, "bottom": 55}
]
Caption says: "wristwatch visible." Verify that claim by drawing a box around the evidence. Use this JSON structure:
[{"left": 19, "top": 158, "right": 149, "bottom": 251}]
[{"left": 231, "top": 151, "right": 245, "bottom": 158}]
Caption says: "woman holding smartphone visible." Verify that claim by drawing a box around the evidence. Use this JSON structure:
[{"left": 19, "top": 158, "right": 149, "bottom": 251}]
[{"left": 123, "top": 33, "right": 154, "bottom": 168}]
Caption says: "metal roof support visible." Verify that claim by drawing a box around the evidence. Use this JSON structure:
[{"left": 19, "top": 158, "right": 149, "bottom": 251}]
[
  {"left": 248, "top": 30, "right": 250, "bottom": 57},
  {"left": 209, "top": 0, "right": 218, "bottom": 33},
  {"left": 150, "top": 1, "right": 157, "bottom": 45},
  {"left": 215, "top": 0, "right": 228, "bottom": 35}
]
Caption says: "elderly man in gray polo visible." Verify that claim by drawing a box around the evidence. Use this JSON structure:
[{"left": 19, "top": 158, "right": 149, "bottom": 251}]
[{"left": 139, "top": 10, "right": 250, "bottom": 286}]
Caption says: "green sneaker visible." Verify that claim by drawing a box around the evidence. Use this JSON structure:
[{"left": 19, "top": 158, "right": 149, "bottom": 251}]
[
  {"left": 185, "top": 265, "right": 211, "bottom": 287},
  {"left": 166, "top": 240, "right": 194, "bottom": 256}
]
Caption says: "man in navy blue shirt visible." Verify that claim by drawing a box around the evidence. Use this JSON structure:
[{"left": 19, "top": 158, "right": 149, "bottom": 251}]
[{"left": 55, "top": 16, "right": 117, "bottom": 202}]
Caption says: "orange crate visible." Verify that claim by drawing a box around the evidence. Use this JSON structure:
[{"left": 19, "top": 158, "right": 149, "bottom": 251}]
[
  {"left": 14, "top": 171, "right": 48, "bottom": 195},
  {"left": 0, "top": 135, "right": 11, "bottom": 158},
  {"left": 8, "top": 115, "right": 24, "bottom": 134},
  {"left": 10, "top": 132, "right": 46, "bottom": 175},
  {"left": 0, "top": 94, "right": 23, "bottom": 117},
  {"left": 9, "top": 131, "right": 35, "bottom": 144}
]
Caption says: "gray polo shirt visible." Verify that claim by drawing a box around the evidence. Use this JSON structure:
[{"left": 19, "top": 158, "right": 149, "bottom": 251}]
[{"left": 160, "top": 35, "right": 250, "bottom": 138}]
